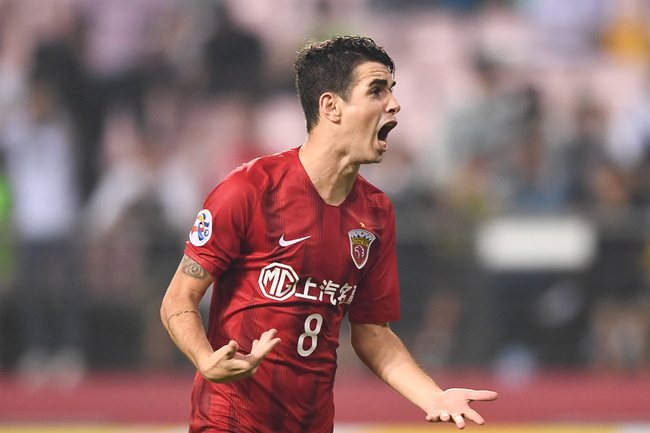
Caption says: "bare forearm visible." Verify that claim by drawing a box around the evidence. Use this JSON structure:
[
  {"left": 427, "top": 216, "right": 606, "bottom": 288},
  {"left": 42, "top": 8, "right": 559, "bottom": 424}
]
[
  {"left": 161, "top": 299, "right": 213, "bottom": 367},
  {"left": 351, "top": 323, "right": 443, "bottom": 411},
  {"left": 352, "top": 322, "right": 498, "bottom": 428},
  {"left": 160, "top": 254, "right": 216, "bottom": 368}
]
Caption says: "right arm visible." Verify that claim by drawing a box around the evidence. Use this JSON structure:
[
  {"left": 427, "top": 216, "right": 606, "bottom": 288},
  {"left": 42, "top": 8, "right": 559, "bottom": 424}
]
[{"left": 160, "top": 254, "right": 281, "bottom": 383}]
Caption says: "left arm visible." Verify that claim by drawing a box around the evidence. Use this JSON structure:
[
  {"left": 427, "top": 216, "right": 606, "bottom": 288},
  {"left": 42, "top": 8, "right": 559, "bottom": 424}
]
[{"left": 350, "top": 322, "right": 497, "bottom": 429}]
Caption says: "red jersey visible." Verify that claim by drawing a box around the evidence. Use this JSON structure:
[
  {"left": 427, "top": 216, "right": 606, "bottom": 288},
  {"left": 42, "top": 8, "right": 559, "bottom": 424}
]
[{"left": 184, "top": 147, "right": 400, "bottom": 432}]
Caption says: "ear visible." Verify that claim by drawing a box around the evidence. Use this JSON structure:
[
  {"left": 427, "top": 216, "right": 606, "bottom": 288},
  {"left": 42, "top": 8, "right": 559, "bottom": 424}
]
[{"left": 319, "top": 92, "right": 342, "bottom": 124}]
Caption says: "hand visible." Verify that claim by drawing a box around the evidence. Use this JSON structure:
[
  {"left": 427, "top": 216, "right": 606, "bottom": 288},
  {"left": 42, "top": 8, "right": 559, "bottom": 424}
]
[
  {"left": 197, "top": 329, "right": 281, "bottom": 383},
  {"left": 424, "top": 388, "right": 498, "bottom": 429}
]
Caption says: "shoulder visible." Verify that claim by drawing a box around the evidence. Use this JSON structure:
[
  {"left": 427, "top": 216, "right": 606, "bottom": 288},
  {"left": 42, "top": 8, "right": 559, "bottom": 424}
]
[
  {"left": 211, "top": 148, "right": 298, "bottom": 197},
  {"left": 227, "top": 148, "right": 297, "bottom": 185},
  {"left": 356, "top": 174, "right": 395, "bottom": 215}
]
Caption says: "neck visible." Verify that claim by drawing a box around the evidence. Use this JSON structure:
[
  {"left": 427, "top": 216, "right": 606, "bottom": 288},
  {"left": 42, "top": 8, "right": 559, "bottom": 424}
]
[{"left": 299, "top": 137, "right": 359, "bottom": 206}]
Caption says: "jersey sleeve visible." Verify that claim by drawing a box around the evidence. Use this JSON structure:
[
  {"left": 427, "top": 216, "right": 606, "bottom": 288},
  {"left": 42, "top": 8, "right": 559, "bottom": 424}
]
[
  {"left": 348, "top": 200, "right": 401, "bottom": 324},
  {"left": 184, "top": 168, "right": 257, "bottom": 279}
]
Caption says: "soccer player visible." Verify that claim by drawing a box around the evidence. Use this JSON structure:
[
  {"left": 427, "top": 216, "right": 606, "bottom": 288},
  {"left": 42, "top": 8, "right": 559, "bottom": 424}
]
[{"left": 160, "top": 35, "right": 497, "bottom": 432}]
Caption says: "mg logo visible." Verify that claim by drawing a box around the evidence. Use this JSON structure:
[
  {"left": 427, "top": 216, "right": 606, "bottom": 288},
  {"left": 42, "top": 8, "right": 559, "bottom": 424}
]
[{"left": 258, "top": 263, "right": 298, "bottom": 301}]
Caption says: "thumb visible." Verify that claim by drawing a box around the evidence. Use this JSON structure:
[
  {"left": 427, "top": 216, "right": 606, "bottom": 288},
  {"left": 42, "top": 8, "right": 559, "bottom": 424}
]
[{"left": 214, "top": 340, "right": 239, "bottom": 360}]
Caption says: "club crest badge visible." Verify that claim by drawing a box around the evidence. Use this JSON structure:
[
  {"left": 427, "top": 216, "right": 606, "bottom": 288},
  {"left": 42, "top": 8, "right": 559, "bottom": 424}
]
[
  {"left": 189, "top": 209, "right": 213, "bottom": 246},
  {"left": 348, "top": 229, "right": 376, "bottom": 269}
]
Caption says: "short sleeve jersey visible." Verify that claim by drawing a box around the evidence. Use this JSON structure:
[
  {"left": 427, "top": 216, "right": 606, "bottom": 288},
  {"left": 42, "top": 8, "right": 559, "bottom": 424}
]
[{"left": 184, "top": 147, "right": 400, "bottom": 433}]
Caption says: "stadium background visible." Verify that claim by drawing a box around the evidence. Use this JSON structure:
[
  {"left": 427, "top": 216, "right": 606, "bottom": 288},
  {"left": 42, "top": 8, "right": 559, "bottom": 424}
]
[{"left": 1, "top": 0, "right": 650, "bottom": 431}]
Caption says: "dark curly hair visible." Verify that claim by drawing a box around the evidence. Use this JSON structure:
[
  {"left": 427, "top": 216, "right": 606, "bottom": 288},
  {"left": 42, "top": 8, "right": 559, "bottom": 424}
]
[{"left": 294, "top": 36, "right": 395, "bottom": 133}]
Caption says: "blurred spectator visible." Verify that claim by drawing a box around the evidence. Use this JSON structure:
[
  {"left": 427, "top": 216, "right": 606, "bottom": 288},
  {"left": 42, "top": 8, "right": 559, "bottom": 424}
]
[
  {"left": 606, "top": 83, "right": 650, "bottom": 172},
  {"left": 0, "top": 11, "right": 21, "bottom": 334},
  {"left": 0, "top": 152, "right": 11, "bottom": 281},
  {"left": 82, "top": 109, "right": 201, "bottom": 366},
  {"left": 76, "top": 0, "right": 177, "bottom": 201},
  {"left": 497, "top": 85, "right": 571, "bottom": 212},
  {"left": 591, "top": 162, "right": 635, "bottom": 212},
  {"left": 1, "top": 72, "right": 85, "bottom": 387},
  {"left": 590, "top": 297, "right": 650, "bottom": 370},
  {"left": 500, "top": 134, "right": 568, "bottom": 212},
  {"left": 442, "top": 153, "right": 494, "bottom": 220},
  {"left": 605, "top": 64, "right": 650, "bottom": 209},
  {"left": 0, "top": 151, "right": 11, "bottom": 367},
  {"left": 29, "top": 10, "right": 94, "bottom": 203},
  {"left": 582, "top": 170, "right": 647, "bottom": 370},
  {"left": 428, "top": 48, "right": 531, "bottom": 209},
  {"left": 0, "top": 7, "right": 27, "bottom": 135},
  {"left": 201, "top": 2, "right": 267, "bottom": 102},
  {"left": 562, "top": 93, "right": 610, "bottom": 209}
]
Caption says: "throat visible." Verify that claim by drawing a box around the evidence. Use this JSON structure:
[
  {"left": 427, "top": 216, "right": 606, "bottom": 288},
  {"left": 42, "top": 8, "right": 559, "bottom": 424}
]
[
  {"left": 299, "top": 142, "right": 359, "bottom": 206},
  {"left": 312, "top": 175, "right": 356, "bottom": 206}
]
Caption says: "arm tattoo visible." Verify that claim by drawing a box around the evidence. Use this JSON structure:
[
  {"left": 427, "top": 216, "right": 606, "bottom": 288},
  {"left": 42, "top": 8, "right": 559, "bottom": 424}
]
[
  {"left": 166, "top": 310, "right": 199, "bottom": 328},
  {"left": 180, "top": 254, "right": 210, "bottom": 280}
]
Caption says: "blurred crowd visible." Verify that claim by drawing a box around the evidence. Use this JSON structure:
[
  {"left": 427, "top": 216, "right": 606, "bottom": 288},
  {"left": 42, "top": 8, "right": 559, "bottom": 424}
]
[{"left": 1, "top": 0, "right": 650, "bottom": 388}]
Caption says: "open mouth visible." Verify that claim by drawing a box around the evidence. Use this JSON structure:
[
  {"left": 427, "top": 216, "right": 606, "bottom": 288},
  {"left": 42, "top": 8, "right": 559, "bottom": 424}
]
[{"left": 378, "top": 121, "right": 397, "bottom": 148}]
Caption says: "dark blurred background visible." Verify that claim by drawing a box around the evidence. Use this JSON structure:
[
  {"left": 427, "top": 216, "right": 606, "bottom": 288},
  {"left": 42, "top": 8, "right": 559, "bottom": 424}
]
[{"left": 1, "top": 0, "right": 649, "bottom": 391}]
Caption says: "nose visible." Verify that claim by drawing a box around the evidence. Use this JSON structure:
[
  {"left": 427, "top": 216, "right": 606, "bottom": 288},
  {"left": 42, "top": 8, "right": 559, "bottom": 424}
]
[{"left": 388, "top": 93, "right": 401, "bottom": 114}]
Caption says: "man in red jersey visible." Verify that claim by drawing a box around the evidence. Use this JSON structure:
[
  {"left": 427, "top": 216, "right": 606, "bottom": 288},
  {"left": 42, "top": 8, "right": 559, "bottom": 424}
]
[{"left": 161, "top": 35, "right": 497, "bottom": 432}]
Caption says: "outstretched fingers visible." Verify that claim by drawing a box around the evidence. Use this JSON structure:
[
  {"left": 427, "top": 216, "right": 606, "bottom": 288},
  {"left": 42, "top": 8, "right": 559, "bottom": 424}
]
[
  {"left": 458, "top": 389, "right": 497, "bottom": 427},
  {"left": 452, "top": 414, "right": 467, "bottom": 429},
  {"left": 462, "top": 408, "right": 484, "bottom": 425},
  {"left": 251, "top": 329, "right": 282, "bottom": 360},
  {"left": 425, "top": 388, "right": 498, "bottom": 429},
  {"left": 201, "top": 330, "right": 281, "bottom": 383},
  {"left": 429, "top": 412, "right": 467, "bottom": 429},
  {"left": 467, "top": 389, "right": 499, "bottom": 402}
]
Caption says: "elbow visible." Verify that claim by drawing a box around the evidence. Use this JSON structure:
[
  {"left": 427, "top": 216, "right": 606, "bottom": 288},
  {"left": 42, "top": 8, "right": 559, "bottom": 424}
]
[
  {"left": 160, "top": 291, "right": 177, "bottom": 331},
  {"left": 160, "top": 296, "right": 170, "bottom": 331},
  {"left": 350, "top": 322, "right": 387, "bottom": 361},
  {"left": 349, "top": 325, "right": 367, "bottom": 355}
]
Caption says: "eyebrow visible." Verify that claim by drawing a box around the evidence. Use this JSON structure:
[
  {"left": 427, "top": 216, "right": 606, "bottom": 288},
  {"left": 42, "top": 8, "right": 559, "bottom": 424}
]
[{"left": 368, "top": 78, "right": 396, "bottom": 89}]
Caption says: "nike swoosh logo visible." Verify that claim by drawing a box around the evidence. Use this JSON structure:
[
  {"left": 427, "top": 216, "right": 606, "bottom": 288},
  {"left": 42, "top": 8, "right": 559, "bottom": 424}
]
[{"left": 279, "top": 234, "right": 311, "bottom": 247}]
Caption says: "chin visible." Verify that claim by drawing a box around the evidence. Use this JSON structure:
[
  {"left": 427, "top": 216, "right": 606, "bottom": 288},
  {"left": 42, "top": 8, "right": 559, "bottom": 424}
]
[
  {"left": 356, "top": 145, "right": 385, "bottom": 165},
  {"left": 365, "top": 153, "right": 384, "bottom": 165}
]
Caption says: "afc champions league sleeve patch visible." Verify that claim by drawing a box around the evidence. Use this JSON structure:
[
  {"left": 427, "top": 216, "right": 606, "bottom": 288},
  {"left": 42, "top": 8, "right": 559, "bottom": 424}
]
[
  {"left": 189, "top": 209, "right": 213, "bottom": 247},
  {"left": 348, "top": 229, "right": 376, "bottom": 269}
]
